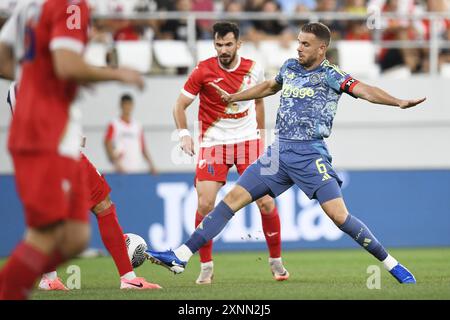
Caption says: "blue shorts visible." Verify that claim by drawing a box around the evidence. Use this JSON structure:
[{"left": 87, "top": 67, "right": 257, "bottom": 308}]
[{"left": 237, "top": 139, "right": 343, "bottom": 201}]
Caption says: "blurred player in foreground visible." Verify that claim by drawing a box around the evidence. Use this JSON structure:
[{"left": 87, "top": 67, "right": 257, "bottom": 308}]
[
  {"left": 173, "top": 21, "right": 288, "bottom": 284},
  {"left": 0, "top": 0, "right": 153, "bottom": 299},
  {"left": 6, "top": 83, "right": 161, "bottom": 291},
  {"left": 146, "top": 22, "right": 425, "bottom": 284}
]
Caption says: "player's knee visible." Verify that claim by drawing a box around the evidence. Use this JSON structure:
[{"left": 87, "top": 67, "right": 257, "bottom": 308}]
[
  {"left": 197, "top": 197, "right": 215, "bottom": 215},
  {"left": 329, "top": 206, "right": 348, "bottom": 226},
  {"left": 255, "top": 196, "right": 275, "bottom": 214},
  {"left": 92, "top": 195, "right": 112, "bottom": 214},
  {"left": 223, "top": 185, "right": 252, "bottom": 212}
]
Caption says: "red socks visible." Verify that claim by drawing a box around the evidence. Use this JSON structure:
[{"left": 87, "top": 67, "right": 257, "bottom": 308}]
[
  {"left": 96, "top": 204, "right": 133, "bottom": 276},
  {"left": 0, "top": 242, "right": 51, "bottom": 300},
  {"left": 261, "top": 207, "right": 281, "bottom": 258},
  {"left": 195, "top": 211, "right": 213, "bottom": 263}
]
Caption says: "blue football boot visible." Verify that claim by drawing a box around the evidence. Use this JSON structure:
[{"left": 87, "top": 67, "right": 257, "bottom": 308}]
[
  {"left": 389, "top": 263, "right": 416, "bottom": 284},
  {"left": 145, "top": 249, "right": 187, "bottom": 274}
]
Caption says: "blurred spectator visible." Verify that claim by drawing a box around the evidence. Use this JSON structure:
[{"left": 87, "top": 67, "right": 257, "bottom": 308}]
[
  {"left": 439, "top": 27, "right": 450, "bottom": 69},
  {"left": 155, "top": 0, "right": 177, "bottom": 10},
  {"left": 277, "top": 0, "right": 317, "bottom": 12},
  {"left": 375, "top": 0, "right": 421, "bottom": 73},
  {"left": 105, "top": 94, "right": 158, "bottom": 174},
  {"left": 224, "top": 0, "right": 254, "bottom": 34},
  {"left": 315, "top": 0, "right": 345, "bottom": 39},
  {"left": 245, "top": 0, "right": 267, "bottom": 11},
  {"left": 342, "top": 0, "right": 371, "bottom": 40},
  {"left": 192, "top": 0, "right": 215, "bottom": 39},
  {"left": 247, "top": 0, "right": 290, "bottom": 41},
  {"left": 157, "top": 0, "right": 202, "bottom": 40}
]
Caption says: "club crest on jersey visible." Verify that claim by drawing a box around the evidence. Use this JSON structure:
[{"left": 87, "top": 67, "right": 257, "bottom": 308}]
[
  {"left": 309, "top": 74, "right": 321, "bottom": 85},
  {"left": 243, "top": 74, "right": 252, "bottom": 85}
]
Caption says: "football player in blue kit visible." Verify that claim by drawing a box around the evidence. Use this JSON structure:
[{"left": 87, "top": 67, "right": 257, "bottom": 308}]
[{"left": 146, "top": 22, "right": 425, "bottom": 284}]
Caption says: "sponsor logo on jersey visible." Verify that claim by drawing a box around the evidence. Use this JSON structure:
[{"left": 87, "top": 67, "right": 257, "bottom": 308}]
[{"left": 281, "top": 84, "right": 315, "bottom": 99}]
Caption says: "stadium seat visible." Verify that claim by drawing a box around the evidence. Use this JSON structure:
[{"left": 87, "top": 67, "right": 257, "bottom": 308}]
[
  {"left": 196, "top": 40, "right": 217, "bottom": 62},
  {"left": 260, "top": 40, "right": 297, "bottom": 76},
  {"left": 440, "top": 63, "right": 450, "bottom": 78},
  {"left": 336, "top": 41, "right": 380, "bottom": 79},
  {"left": 382, "top": 65, "right": 412, "bottom": 78},
  {"left": 84, "top": 42, "right": 108, "bottom": 67},
  {"left": 115, "top": 40, "right": 152, "bottom": 73},
  {"left": 239, "top": 42, "right": 267, "bottom": 72},
  {"left": 153, "top": 40, "right": 194, "bottom": 68}
]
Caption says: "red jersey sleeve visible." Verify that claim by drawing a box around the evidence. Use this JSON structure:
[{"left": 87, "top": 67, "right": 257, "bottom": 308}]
[
  {"left": 49, "top": 0, "right": 90, "bottom": 54},
  {"left": 104, "top": 123, "right": 114, "bottom": 142},
  {"left": 181, "top": 64, "right": 204, "bottom": 99}
]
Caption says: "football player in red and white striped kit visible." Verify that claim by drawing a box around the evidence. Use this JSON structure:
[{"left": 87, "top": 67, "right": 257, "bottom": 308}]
[
  {"left": 173, "top": 22, "right": 289, "bottom": 284},
  {"left": 0, "top": 0, "right": 159, "bottom": 299}
]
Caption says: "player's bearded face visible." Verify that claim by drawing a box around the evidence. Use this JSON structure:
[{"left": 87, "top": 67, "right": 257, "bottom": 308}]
[
  {"left": 214, "top": 33, "right": 240, "bottom": 68},
  {"left": 297, "top": 33, "right": 323, "bottom": 68}
]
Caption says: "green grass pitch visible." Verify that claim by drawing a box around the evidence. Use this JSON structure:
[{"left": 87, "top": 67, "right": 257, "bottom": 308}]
[{"left": 1, "top": 247, "right": 450, "bottom": 300}]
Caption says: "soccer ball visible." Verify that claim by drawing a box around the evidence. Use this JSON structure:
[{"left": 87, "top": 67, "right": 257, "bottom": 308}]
[{"left": 124, "top": 233, "right": 148, "bottom": 268}]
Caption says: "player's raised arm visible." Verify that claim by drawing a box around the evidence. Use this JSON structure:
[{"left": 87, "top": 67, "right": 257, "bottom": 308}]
[
  {"left": 209, "top": 79, "right": 282, "bottom": 104},
  {"left": 173, "top": 93, "right": 196, "bottom": 156},
  {"left": 351, "top": 81, "right": 426, "bottom": 109},
  {"left": 52, "top": 49, "right": 144, "bottom": 90}
]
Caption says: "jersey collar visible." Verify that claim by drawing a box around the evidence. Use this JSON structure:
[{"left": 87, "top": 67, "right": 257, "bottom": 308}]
[{"left": 217, "top": 55, "right": 241, "bottom": 72}]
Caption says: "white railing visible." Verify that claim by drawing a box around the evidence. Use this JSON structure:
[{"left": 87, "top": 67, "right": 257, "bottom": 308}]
[{"left": 1, "top": 10, "right": 450, "bottom": 74}]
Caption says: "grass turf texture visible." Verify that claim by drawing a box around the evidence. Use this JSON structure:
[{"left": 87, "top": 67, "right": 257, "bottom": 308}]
[{"left": 1, "top": 247, "right": 449, "bottom": 300}]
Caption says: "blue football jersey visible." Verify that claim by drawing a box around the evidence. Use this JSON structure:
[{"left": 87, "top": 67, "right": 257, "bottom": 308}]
[{"left": 274, "top": 58, "right": 358, "bottom": 141}]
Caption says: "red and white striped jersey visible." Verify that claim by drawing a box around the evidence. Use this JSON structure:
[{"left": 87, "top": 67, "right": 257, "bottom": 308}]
[{"left": 182, "top": 56, "right": 265, "bottom": 147}]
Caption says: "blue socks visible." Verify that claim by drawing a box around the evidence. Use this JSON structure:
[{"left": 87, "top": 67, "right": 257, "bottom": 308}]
[
  {"left": 339, "top": 214, "right": 388, "bottom": 261},
  {"left": 185, "top": 201, "right": 234, "bottom": 253}
]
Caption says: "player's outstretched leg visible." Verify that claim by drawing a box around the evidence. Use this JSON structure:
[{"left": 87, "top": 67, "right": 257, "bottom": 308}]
[
  {"left": 317, "top": 181, "right": 416, "bottom": 284},
  {"left": 146, "top": 185, "right": 255, "bottom": 274},
  {"left": 256, "top": 197, "right": 289, "bottom": 281},
  {"left": 146, "top": 200, "right": 234, "bottom": 275}
]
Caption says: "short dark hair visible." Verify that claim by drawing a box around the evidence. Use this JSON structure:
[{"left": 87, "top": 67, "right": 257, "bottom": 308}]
[
  {"left": 212, "top": 21, "right": 239, "bottom": 40},
  {"left": 120, "top": 93, "right": 133, "bottom": 104},
  {"left": 300, "top": 22, "right": 331, "bottom": 46}
]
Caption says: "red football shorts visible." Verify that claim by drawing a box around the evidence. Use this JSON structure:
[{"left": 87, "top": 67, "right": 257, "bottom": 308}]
[
  {"left": 11, "top": 151, "right": 89, "bottom": 228},
  {"left": 80, "top": 153, "right": 111, "bottom": 210},
  {"left": 195, "top": 139, "right": 263, "bottom": 185}
]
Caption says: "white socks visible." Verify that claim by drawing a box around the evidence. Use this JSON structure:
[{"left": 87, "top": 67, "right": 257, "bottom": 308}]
[
  {"left": 174, "top": 245, "right": 193, "bottom": 262},
  {"left": 382, "top": 254, "right": 398, "bottom": 271},
  {"left": 201, "top": 261, "right": 214, "bottom": 270},
  {"left": 269, "top": 257, "right": 282, "bottom": 264},
  {"left": 120, "top": 271, "right": 137, "bottom": 281},
  {"left": 43, "top": 271, "right": 57, "bottom": 280}
]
